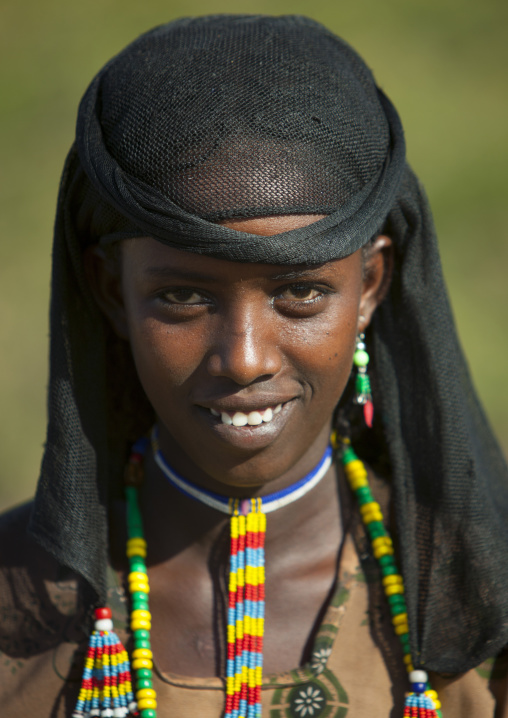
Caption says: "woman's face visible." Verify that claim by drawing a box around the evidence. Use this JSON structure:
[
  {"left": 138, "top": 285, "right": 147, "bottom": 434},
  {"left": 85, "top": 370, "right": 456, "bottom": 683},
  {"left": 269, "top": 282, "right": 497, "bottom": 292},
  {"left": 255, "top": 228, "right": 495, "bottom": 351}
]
[{"left": 94, "top": 215, "right": 389, "bottom": 495}]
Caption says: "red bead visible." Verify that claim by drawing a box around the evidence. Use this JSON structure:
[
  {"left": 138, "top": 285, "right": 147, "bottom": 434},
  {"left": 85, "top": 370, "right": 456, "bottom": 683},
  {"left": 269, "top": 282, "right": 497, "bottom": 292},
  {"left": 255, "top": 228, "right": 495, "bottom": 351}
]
[
  {"left": 94, "top": 607, "right": 112, "bottom": 620},
  {"left": 364, "top": 400, "right": 374, "bottom": 428}
]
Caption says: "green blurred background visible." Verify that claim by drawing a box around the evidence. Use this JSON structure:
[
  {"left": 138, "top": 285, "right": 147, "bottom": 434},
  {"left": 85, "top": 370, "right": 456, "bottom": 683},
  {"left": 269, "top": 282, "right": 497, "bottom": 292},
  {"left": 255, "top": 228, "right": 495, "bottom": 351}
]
[{"left": 0, "top": 0, "right": 506, "bottom": 510}]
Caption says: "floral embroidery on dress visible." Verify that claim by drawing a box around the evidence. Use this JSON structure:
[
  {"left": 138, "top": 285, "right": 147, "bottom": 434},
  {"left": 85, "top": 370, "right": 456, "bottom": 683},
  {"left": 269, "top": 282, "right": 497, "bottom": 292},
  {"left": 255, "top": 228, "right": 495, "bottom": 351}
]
[
  {"left": 310, "top": 646, "right": 332, "bottom": 674},
  {"left": 293, "top": 684, "right": 325, "bottom": 718},
  {"left": 292, "top": 684, "right": 325, "bottom": 716},
  {"left": 270, "top": 672, "right": 349, "bottom": 717}
]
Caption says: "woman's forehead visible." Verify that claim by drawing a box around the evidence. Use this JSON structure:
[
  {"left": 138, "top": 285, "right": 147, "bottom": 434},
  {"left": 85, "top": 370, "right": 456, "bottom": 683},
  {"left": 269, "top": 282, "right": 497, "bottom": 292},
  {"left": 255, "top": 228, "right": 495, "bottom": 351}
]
[{"left": 121, "top": 235, "right": 362, "bottom": 283}]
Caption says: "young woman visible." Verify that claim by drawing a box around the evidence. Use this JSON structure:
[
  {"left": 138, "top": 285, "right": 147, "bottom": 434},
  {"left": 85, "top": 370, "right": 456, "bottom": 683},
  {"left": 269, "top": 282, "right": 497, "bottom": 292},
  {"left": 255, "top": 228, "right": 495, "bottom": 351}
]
[{"left": 1, "top": 15, "right": 507, "bottom": 718}]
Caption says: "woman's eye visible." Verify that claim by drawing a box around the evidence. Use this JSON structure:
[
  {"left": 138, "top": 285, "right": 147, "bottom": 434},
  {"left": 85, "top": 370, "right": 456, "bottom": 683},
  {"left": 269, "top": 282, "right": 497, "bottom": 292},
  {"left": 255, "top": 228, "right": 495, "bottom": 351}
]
[
  {"left": 279, "top": 285, "right": 322, "bottom": 301},
  {"left": 163, "top": 289, "right": 205, "bottom": 305}
]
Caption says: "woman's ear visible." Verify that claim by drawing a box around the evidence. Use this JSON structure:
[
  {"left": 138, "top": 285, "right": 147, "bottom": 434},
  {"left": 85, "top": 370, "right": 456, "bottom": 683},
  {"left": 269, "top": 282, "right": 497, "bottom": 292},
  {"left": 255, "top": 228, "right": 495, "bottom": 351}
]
[
  {"left": 358, "top": 235, "right": 393, "bottom": 333},
  {"left": 84, "top": 244, "right": 130, "bottom": 339}
]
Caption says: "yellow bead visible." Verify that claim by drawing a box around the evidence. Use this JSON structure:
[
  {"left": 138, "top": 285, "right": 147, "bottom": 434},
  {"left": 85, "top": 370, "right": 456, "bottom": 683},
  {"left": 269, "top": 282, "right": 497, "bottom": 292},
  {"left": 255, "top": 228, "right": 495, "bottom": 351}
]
[
  {"left": 349, "top": 477, "right": 368, "bottom": 489},
  {"left": 394, "top": 623, "right": 409, "bottom": 635},
  {"left": 363, "top": 511, "right": 383, "bottom": 524},
  {"left": 345, "top": 460, "right": 366, "bottom": 475},
  {"left": 128, "top": 571, "right": 148, "bottom": 584},
  {"left": 360, "top": 501, "right": 380, "bottom": 514},
  {"left": 372, "top": 536, "right": 392, "bottom": 548},
  {"left": 392, "top": 612, "right": 408, "bottom": 626},
  {"left": 374, "top": 545, "right": 394, "bottom": 559},
  {"left": 137, "top": 698, "right": 157, "bottom": 710},
  {"left": 406, "top": 663, "right": 414, "bottom": 673},
  {"left": 131, "top": 609, "right": 151, "bottom": 621},
  {"left": 132, "top": 648, "right": 153, "bottom": 660},
  {"left": 383, "top": 574, "right": 403, "bottom": 586},
  {"left": 131, "top": 619, "right": 151, "bottom": 631},
  {"left": 425, "top": 690, "right": 438, "bottom": 700},
  {"left": 128, "top": 537, "right": 146, "bottom": 548},
  {"left": 136, "top": 688, "right": 156, "bottom": 700},
  {"left": 132, "top": 658, "right": 153, "bottom": 670},
  {"left": 434, "top": 700, "right": 442, "bottom": 710},
  {"left": 129, "top": 581, "right": 150, "bottom": 594},
  {"left": 403, "top": 654, "right": 413, "bottom": 665},
  {"left": 385, "top": 583, "right": 404, "bottom": 595},
  {"left": 127, "top": 538, "right": 147, "bottom": 557},
  {"left": 126, "top": 546, "right": 146, "bottom": 557}
]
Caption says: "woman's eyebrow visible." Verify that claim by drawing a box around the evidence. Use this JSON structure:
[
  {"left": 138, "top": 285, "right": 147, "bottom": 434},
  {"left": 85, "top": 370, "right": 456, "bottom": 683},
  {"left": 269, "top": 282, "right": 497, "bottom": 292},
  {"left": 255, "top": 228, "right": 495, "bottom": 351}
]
[
  {"left": 268, "top": 267, "right": 326, "bottom": 281},
  {"left": 143, "top": 266, "right": 222, "bottom": 283},
  {"left": 142, "top": 266, "right": 327, "bottom": 282}
]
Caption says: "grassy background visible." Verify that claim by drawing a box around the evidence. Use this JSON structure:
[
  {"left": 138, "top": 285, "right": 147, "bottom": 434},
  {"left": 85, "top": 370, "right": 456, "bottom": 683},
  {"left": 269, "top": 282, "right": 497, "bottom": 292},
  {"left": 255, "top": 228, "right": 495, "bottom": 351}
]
[{"left": 0, "top": 0, "right": 506, "bottom": 510}]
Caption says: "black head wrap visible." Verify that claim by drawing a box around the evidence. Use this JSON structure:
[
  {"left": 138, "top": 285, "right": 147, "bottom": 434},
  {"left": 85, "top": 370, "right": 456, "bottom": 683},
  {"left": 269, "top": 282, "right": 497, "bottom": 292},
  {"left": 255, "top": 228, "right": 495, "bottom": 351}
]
[{"left": 29, "top": 15, "right": 508, "bottom": 674}]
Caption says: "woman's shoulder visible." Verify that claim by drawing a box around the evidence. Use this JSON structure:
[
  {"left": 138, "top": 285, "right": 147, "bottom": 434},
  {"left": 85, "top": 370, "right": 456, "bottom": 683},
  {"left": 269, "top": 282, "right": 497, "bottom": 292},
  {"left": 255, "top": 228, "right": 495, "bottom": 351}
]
[{"left": 0, "top": 501, "right": 87, "bottom": 717}]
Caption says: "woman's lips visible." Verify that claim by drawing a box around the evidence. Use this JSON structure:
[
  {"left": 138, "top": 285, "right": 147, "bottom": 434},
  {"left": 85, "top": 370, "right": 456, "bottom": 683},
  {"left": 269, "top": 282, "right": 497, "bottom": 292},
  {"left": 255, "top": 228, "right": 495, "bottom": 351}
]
[
  {"left": 209, "top": 404, "right": 283, "bottom": 426},
  {"left": 194, "top": 400, "right": 295, "bottom": 450}
]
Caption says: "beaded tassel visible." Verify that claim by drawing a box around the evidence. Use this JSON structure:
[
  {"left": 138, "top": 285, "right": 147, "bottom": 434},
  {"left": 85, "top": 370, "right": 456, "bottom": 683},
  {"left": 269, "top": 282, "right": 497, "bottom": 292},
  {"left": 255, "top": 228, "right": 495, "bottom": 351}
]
[
  {"left": 226, "top": 498, "right": 266, "bottom": 718},
  {"left": 125, "top": 438, "right": 158, "bottom": 718},
  {"left": 72, "top": 607, "right": 136, "bottom": 718},
  {"left": 353, "top": 334, "right": 374, "bottom": 428},
  {"left": 337, "top": 434, "right": 443, "bottom": 718}
]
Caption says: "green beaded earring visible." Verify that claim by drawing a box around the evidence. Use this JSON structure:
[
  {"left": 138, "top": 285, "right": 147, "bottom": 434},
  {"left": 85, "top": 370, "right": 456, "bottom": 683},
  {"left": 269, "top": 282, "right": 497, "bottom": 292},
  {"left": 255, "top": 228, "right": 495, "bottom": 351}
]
[{"left": 353, "top": 334, "right": 373, "bottom": 427}]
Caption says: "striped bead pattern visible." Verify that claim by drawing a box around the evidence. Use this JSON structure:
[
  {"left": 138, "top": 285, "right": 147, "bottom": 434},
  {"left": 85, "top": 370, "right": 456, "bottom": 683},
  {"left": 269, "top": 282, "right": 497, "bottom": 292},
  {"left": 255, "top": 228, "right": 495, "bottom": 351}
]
[
  {"left": 336, "top": 434, "right": 443, "bottom": 718},
  {"left": 72, "top": 610, "right": 136, "bottom": 718},
  {"left": 226, "top": 498, "right": 266, "bottom": 718}
]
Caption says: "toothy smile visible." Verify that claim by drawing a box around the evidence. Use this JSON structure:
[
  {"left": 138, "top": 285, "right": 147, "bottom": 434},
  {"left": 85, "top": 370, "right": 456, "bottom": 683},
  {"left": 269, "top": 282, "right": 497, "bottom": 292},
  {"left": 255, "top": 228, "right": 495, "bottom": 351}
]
[{"left": 209, "top": 404, "right": 283, "bottom": 426}]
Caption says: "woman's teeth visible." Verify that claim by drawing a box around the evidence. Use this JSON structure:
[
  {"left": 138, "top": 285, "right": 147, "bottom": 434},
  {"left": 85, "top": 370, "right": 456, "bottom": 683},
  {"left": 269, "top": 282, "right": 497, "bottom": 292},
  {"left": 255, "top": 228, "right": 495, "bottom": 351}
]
[{"left": 210, "top": 404, "right": 282, "bottom": 426}]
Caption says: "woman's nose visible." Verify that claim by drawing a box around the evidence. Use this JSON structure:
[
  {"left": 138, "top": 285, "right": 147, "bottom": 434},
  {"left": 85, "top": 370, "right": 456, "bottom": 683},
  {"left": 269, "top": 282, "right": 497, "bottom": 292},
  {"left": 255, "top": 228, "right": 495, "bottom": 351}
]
[{"left": 205, "top": 305, "right": 282, "bottom": 385}]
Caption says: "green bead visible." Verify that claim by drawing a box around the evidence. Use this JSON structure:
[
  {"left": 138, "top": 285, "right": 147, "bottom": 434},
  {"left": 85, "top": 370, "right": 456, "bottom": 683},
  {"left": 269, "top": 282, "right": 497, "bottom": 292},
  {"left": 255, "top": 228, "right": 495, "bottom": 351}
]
[
  {"left": 130, "top": 560, "right": 147, "bottom": 573},
  {"left": 378, "top": 554, "right": 397, "bottom": 568},
  {"left": 381, "top": 564, "right": 399, "bottom": 577},
  {"left": 140, "top": 710, "right": 157, "bottom": 718},
  {"left": 134, "top": 638, "right": 152, "bottom": 650},
  {"left": 133, "top": 629, "right": 150, "bottom": 642},
  {"left": 131, "top": 591, "right": 148, "bottom": 603},
  {"left": 136, "top": 667, "right": 153, "bottom": 679},
  {"left": 353, "top": 349, "right": 370, "bottom": 367},
  {"left": 128, "top": 528, "right": 144, "bottom": 538},
  {"left": 391, "top": 606, "right": 408, "bottom": 619},
  {"left": 366, "top": 521, "right": 385, "bottom": 538},
  {"left": 342, "top": 447, "right": 358, "bottom": 464},
  {"left": 137, "top": 678, "right": 153, "bottom": 690},
  {"left": 387, "top": 593, "right": 406, "bottom": 606},
  {"left": 132, "top": 601, "right": 149, "bottom": 612},
  {"left": 399, "top": 632, "right": 410, "bottom": 648},
  {"left": 356, "top": 374, "right": 371, "bottom": 393},
  {"left": 355, "top": 486, "right": 374, "bottom": 505}
]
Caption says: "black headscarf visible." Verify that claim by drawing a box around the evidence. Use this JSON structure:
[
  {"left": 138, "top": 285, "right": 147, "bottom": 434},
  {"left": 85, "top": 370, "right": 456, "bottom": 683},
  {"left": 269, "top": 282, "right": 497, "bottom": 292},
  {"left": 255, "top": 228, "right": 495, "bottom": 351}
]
[{"left": 29, "top": 15, "right": 508, "bottom": 674}]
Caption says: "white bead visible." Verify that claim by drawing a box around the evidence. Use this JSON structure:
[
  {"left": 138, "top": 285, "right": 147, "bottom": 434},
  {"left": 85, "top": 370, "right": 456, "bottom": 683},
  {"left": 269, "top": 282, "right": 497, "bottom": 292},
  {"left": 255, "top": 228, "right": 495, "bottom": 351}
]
[
  {"left": 102, "top": 711, "right": 114, "bottom": 718},
  {"left": 95, "top": 618, "right": 114, "bottom": 631},
  {"left": 113, "top": 709, "right": 127, "bottom": 717},
  {"left": 409, "top": 669, "right": 428, "bottom": 683},
  {"left": 128, "top": 702, "right": 138, "bottom": 713},
  {"left": 89, "top": 710, "right": 101, "bottom": 717}
]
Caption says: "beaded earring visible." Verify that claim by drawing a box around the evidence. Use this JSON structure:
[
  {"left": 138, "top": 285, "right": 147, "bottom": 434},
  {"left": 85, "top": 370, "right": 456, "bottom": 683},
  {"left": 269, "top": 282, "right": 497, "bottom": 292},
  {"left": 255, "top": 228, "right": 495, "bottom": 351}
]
[{"left": 353, "top": 333, "right": 373, "bottom": 427}]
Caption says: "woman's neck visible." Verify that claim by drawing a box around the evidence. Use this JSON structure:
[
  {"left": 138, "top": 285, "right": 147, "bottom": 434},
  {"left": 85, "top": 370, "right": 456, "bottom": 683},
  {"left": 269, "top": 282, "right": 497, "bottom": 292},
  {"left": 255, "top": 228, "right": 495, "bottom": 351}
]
[{"left": 139, "top": 446, "right": 344, "bottom": 568}]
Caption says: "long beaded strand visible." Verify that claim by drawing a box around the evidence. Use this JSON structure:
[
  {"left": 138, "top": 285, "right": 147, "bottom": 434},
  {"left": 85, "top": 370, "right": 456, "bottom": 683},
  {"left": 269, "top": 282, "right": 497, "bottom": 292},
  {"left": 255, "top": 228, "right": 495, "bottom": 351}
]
[
  {"left": 125, "top": 437, "right": 157, "bottom": 718},
  {"left": 335, "top": 433, "right": 443, "bottom": 718},
  {"left": 226, "top": 498, "right": 266, "bottom": 718}
]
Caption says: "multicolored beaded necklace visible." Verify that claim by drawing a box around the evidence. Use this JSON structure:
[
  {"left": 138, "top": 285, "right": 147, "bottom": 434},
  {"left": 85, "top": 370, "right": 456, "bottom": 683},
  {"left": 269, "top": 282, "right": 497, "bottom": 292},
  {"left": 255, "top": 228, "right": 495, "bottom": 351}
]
[{"left": 73, "top": 433, "right": 442, "bottom": 718}]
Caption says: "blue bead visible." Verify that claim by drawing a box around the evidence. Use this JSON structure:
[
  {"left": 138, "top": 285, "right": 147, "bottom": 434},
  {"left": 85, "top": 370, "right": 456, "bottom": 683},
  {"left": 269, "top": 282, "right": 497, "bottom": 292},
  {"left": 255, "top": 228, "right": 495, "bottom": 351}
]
[{"left": 411, "top": 682, "right": 426, "bottom": 694}]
